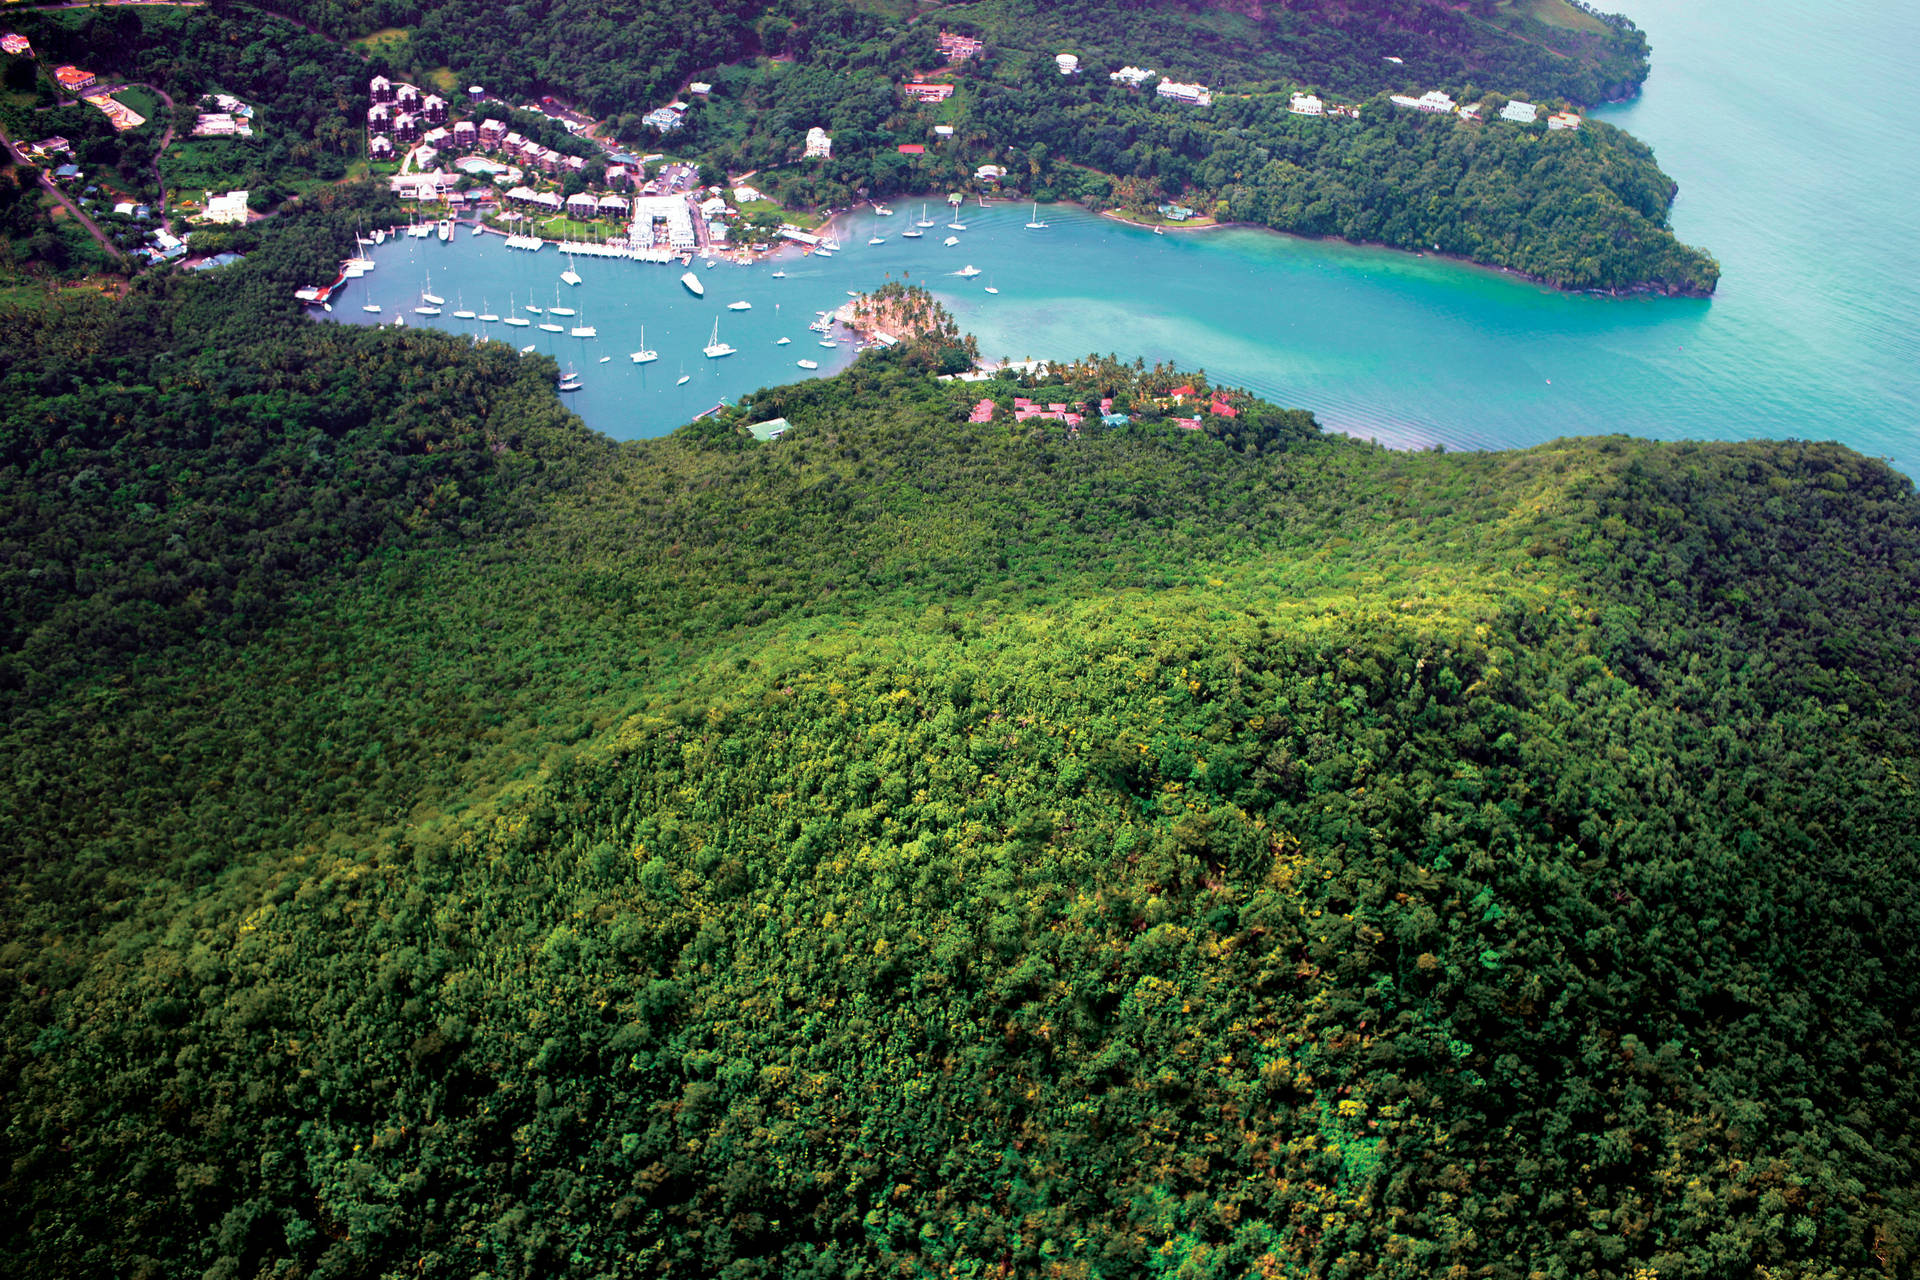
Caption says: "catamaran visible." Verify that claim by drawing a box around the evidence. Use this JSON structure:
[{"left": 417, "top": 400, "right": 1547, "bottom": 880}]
[
  {"left": 1026, "top": 202, "right": 1049, "bottom": 229},
  {"left": 569, "top": 311, "right": 597, "bottom": 339},
  {"left": 681, "top": 270, "right": 705, "bottom": 296},
  {"left": 703, "top": 318, "right": 736, "bottom": 359},
  {"left": 630, "top": 327, "right": 658, "bottom": 363},
  {"left": 561, "top": 251, "right": 582, "bottom": 286}
]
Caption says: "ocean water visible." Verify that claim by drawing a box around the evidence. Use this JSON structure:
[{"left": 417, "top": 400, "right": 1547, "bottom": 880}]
[{"left": 335, "top": 0, "right": 1920, "bottom": 470}]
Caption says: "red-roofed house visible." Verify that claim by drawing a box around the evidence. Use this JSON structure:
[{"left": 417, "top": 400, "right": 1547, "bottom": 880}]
[
  {"left": 1169, "top": 384, "right": 1195, "bottom": 400},
  {"left": 897, "top": 144, "right": 926, "bottom": 154},
  {"left": 968, "top": 398, "right": 995, "bottom": 422},
  {"left": 1208, "top": 400, "right": 1238, "bottom": 418}
]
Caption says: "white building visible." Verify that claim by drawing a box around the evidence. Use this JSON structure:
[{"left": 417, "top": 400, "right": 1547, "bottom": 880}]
[
  {"left": 1055, "top": 54, "right": 1079, "bottom": 75},
  {"left": 933, "top": 124, "right": 954, "bottom": 137},
  {"left": 202, "top": 190, "right": 249, "bottom": 224},
  {"left": 1288, "top": 93, "right": 1323, "bottom": 116},
  {"left": 1110, "top": 66, "right": 1155, "bottom": 87},
  {"left": 732, "top": 184, "right": 762, "bottom": 203},
  {"left": 1155, "top": 79, "right": 1211, "bottom": 106},
  {"left": 689, "top": 81, "right": 712, "bottom": 96},
  {"left": 1548, "top": 111, "right": 1582, "bottom": 130},
  {"left": 805, "top": 126, "right": 832, "bottom": 159},
  {"left": 1390, "top": 90, "right": 1456, "bottom": 113},
  {"left": 1500, "top": 100, "right": 1537, "bottom": 123}
]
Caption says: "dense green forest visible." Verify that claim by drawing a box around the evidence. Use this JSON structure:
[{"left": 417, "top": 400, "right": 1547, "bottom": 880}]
[{"left": 1, "top": 198, "right": 1914, "bottom": 1276}]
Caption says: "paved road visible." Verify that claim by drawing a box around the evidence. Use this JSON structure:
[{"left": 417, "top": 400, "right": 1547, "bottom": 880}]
[{"left": 0, "top": 122, "right": 130, "bottom": 263}]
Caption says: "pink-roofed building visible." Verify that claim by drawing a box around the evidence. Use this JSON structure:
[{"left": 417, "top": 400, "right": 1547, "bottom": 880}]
[
  {"left": 968, "top": 398, "right": 995, "bottom": 422},
  {"left": 1099, "top": 397, "right": 1113, "bottom": 413},
  {"left": 1173, "top": 417, "right": 1203, "bottom": 431},
  {"left": 1208, "top": 400, "right": 1238, "bottom": 418},
  {"left": 1013, "top": 397, "right": 1034, "bottom": 410}
]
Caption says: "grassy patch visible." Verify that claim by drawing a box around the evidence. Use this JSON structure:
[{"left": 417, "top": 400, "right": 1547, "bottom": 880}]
[
  {"left": 160, "top": 138, "right": 264, "bottom": 194},
  {"left": 1504, "top": 0, "right": 1610, "bottom": 35},
  {"left": 114, "top": 86, "right": 160, "bottom": 119},
  {"left": 427, "top": 66, "right": 460, "bottom": 94},
  {"left": 351, "top": 27, "right": 413, "bottom": 56}
]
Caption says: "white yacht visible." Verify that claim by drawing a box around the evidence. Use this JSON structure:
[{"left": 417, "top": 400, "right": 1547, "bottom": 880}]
[
  {"left": 703, "top": 318, "right": 736, "bottom": 358},
  {"left": 362, "top": 304, "right": 382, "bottom": 313},
  {"left": 943, "top": 236, "right": 959, "bottom": 247},
  {"left": 681, "top": 271, "right": 705, "bottom": 296},
  {"left": 775, "top": 336, "right": 791, "bottom": 345},
  {"left": 631, "top": 327, "right": 658, "bottom": 363},
  {"left": 771, "top": 269, "right": 787, "bottom": 278},
  {"left": 727, "top": 300, "right": 752, "bottom": 310},
  {"left": 796, "top": 358, "right": 819, "bottom": 369},
  {"left": 957, "top": 264, "right": 981, "bottom": 278}
]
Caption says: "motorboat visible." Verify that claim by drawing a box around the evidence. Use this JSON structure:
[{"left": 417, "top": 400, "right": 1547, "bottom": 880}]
[
  {"left": 362, "top": 304, "right": 382, "bottom": 313},
  {"left": 681, "top": 271, "right": 705, "bottom": 296},
  {"left": 728, "top": 300, "right": 752, "bottom": 310},
  {"left": 775, "top": 337, "right": 791, "bottom": 345},
  {"left": 796, "top": 359, "right": 819, "bottom": 369},
  {"left": 943, "top": 236, "right": 959, "bottom": 247},
  {"left": 771, "top": 269, "right": 787, "bottom": 278},
  {"left": 957, "top": 264, "right": 981, "bottom": 278},
  {"left": 519, "top": 343, "right": 536, "bottom": 353},
  {"left": 437, "top": 220, "right": 453, "bottom": 241},
  {"left": 598, "top": 355, "right": 611, "bottom": 363},
  {"left": 676, "top": 373, "right": 691, "bottom": 386},
  {"left": 703, "top": 318, "right": 736, "bottom": 358}
]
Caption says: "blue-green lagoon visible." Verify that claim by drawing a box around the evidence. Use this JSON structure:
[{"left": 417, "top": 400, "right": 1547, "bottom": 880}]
[{"left": 336, "top": 0, "right": 1919, "bottom": 469}]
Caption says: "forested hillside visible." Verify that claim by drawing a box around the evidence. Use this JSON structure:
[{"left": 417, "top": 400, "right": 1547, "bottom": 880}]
[{"left": 1, "top": 218, "right": 1915, "bottom": 1276}]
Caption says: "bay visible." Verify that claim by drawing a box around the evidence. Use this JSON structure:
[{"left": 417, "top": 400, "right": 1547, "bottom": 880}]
[{"left": 335, "top": 0, "right": 1920, "bottom": 469}]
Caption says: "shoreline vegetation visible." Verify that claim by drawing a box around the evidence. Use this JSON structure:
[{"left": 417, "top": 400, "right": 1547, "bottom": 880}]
[{"left": 1, "top": 201, "right": 1915, "bottom": 1275}]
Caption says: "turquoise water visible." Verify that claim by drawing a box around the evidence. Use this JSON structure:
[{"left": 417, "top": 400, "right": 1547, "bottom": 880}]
[{"left": 337, "top": 0, "right": 1920, "bottom": 468}]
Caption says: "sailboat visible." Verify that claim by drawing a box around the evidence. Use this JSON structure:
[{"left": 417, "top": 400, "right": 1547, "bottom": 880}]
[
  {"left": 984, "top": 276, "right": 999, "bottom": 294},
  {"left": 631, "top": 326, "right": 658, "bottom": 363},
  {"left": 569, "top": 308, "right": 597, "bottom": 338},
  {"left": 771, "top": 269, "right": 788, "bottom": 278},
  {"left": 502, "top": 292, "right": 530, "bottom": 327},
  {"left": 452, "top": 292, "right": 476, "bottom": 320},
  {"left": 868, "top": 235, "right": 886, "bottom": 245},
  {"left": 703, "top": 317, "right": 736, "bottom": 359},
  {"left": 676, "top": 365, "right": 691, "bottom": 386},
  {"left": 947, "top": 214, "right": 968, "bottom": 230},
  {"left": 901, "top": 223, "right": 923, "bottom": 239},
  {"left": 557, "top": 363, "right": 582, "bottom": 392},
  {"left": 1025, "top": 201, "right": 1049, "bottom": 229},
  {"left": 421, "top": 273, "right": 445, "bottom": 306},
  {"left": 362, "top": 303, "right": 382, "bottom": 313},
  {"left": 916, "top": 203, "right": 935, "bottom": 227},
  {"left": 548, "top": 286, "right": 575, "bottom": 318},
  {"left": 478, "top": 298, "right": 499, "bottom": 322},
  {"left": 561, "top": 250, "right": 582, "bottom": 286}
]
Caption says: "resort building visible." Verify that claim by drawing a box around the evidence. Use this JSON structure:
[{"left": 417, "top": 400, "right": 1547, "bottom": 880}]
[
  {"left": 193, "top": 112, "right": 252, "bottom": 138},
  {"left": 1111, "top": 66, "right": 1155, "bottom": 87},
  {"left": 202, "top": 190, "right": 250, "bottom": 224},
  {"left": 805, "top": 126, "right": 832, "bottom": 158},
  {"left": 903, "top": 82, "right": 955, "bottom": 103},
  {"left": 1500, "top": 100, "right": 1537, "bottom": 123},
  {"left": 1548, "top": 111, "right": 1582, "bottom": 130},
  {"left": 392, "top": 112, "right": 420, "bottom": 142},
  {"left": 479, "top": 118, "right": 508, "bottom": 147},
  {"left": 1055, "top": 54, "right": 1079, "bottom": 75},
  {"left": 394, "top": 83, "right": 419, "bottom": 111},
  {"left": 642, "top": 106, "right": 682, "bottom": 132},
  {"left": 369, "top": 75, "right": 394, "bottom": 104},
  {"left": 1, "top": 34, "right": 33, "bottom": 56},
  {"left": 597, "top": 194, "right": 627, "bottom": 216},
  {"left": 1390, "top": 90, "right": 1457, "bottom": 113},
  {"left": 368, "top": 135, "right": 394, "bottom": 160},
  {"left": 451, "top": 120, "right": 477, "bottom": 148},
  {"left": 566, "top": 191, "right": 597, "bottom": 217},
  {"left": 53, "top": 65, "right": 96, "bottom": 93},
  {"left": 368, "top": 103, "right": 390, "bottom": 131},
  {"left": 422, "top": 93, "right": 448, "bottom": 125},
  {"left": 1155, "top": 79, "right": 1212, "bottom": 106},
  {"left": 1289, "top": 93, "right": 1323, "bottom": 116}
]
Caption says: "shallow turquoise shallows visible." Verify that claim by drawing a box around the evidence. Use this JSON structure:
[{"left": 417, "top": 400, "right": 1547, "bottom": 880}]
[{"left": 335, "top": 0, "right": 1920, "bottom": 470}]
